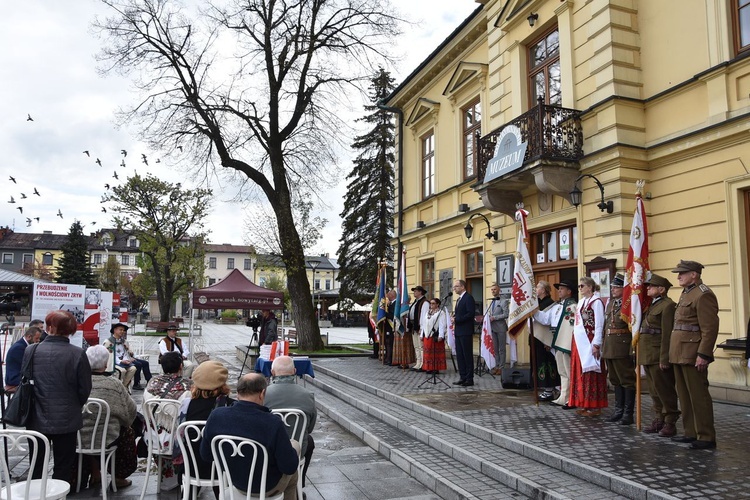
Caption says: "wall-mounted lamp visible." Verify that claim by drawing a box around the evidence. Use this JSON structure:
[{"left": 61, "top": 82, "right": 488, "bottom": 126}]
[
  {"left": 570, "top": 174, "right": 614, "bottom": 213},
  {"left": 416, "top": 220, "right": 426, "bottom": 229},
  {"left": 527, "top": 12, "right": 539, "bottom": 27},
  {"left": 464, "top": 213, "right": 499, "bottom": 241},
  {"left": 458, "top": 203, "right": 470, "bottom": 213}
]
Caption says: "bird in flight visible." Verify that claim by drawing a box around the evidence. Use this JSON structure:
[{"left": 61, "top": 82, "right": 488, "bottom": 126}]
[
  {"left": 104, "top": 183, "right": 110, "bottom": 190},
  {"left": 141, "top": 153, "right": 148, "bottom": 166},
  {"left": 155, "top": 158, "right": 161, "bottom": 163},
  {"left": 17, "top": 207, "right": 23, "bottom": 214},
  {"left": 113, "top": 171, "right": 119, "bottom": 180},
  {"left": 95, "top": 158, "right": 102, "bottom": 167},
  {"left": 121, "top": 149, "right": 127, "bottom": 157},
  {"left": 9, "top": 176, "right": 16, "bottom": 184},
  {"left": 102, "top": 207, "right": 107, "bottom": 213},
  {"left": 57, "top": 210, "right": 63, "bottom": 218},
  {"left": 33, "top": 217, "right": 40, "bottom": 222},
  {"left": 91, "top": 221, "right": 97, "bottom": 226},
  {"left": 177, "top": 145, "right": 183, "bottom": 152},
  {"left": 120, "top": 160, "right": 126, "bottom": 168},
  {"left": 8, "top": 196, "right": 15, "bottom": 203},
  {"left": 20, "top": 193, "right": 27, "bottom": 199},
  {"left": 83, "top": 150, "right": 90, "bottom": 157},
  {"left": 33, "top": 188, "right": 40, "bottom": 196},
  {"left": 25, "top": 218, "right": 31, "bottom": 227},
  {"left": 26, "top": 114, "right": 33, "bottom": 121}
]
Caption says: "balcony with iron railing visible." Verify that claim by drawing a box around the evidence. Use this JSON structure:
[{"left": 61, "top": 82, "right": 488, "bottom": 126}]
[{"left": 473, "top": 98, "right": 584, "bottom": 216}]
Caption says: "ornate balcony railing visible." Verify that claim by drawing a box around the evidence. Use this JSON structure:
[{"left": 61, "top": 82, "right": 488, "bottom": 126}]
[{"left": 477, "top": 98, "right": 583, "bottom": 183}]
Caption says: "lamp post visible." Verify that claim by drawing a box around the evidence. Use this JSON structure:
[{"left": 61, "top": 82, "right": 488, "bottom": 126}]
[
  {"left": 570, "top": 174, "right": 614, "bottom": 213},
  {"left": 308, "top": 258, "right": 321, "bottom": 320}
]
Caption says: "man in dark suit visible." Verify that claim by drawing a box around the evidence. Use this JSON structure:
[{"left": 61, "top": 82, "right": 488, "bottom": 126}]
[
  {"left": 4, "top": 325, "right": 43, "bottom": 394},
  {"left": 452, "top": 279, "right": 477, "bottom": 386},
  {"left": 383, "top": 290, "right": 396, "bottom": 365}
]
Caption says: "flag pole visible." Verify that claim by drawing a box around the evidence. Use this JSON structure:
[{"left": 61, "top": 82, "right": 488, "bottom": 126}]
[{"left": 636, "top": 341, "right": 641, "bottom": 430}]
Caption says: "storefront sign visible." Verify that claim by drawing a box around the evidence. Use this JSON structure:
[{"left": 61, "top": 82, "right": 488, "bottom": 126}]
[{"left": 483, "top": 125, "right": 528, "bottom": 184}]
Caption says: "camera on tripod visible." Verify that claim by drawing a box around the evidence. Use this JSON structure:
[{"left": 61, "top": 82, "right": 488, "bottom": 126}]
[{"left": 245, "top": 313, "right": 262, "bottom": 331}]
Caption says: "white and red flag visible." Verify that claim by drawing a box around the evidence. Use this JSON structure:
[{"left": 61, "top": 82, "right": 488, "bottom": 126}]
[
  {"left": 622, "top": 180, "right": 651, "bottom": 346},
  {"left": 508, "top": 206, "right": 538, "bottom": 338},
  {"left": 480, "top": 310, "right": 496, "bottom": 370}
]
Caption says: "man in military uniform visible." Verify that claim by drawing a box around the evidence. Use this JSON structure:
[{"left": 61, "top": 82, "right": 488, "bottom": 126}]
[
  {"left": 640, "top": 273, "right": 679, "bottom": 437},
  {"left": 601, "top": 273, "right": 637, "bottom": 425},
  {"left": 670, "top": 260, "right": 719, "bottom": 450},
  {"left": 533, "top": 279, "right": 577, "bottom": 408}
]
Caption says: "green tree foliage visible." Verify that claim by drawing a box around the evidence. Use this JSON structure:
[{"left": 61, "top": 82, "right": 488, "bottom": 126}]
[
  {"left": 98, "top": 255, "right": 122, "bottom": 292},
  {"left": 95, "top": 0, "right": 400, "bottom": 350},
  {"left": 263, "top": 273, "right": 291, "bottom": 312},
  {"left": 104, "top": 173, "right": 210, "bottom": 321},
  {"left": 337, "top": 68, "right": 396, "bottom": 302},
  {"left": 57, "top": 221, "right": 96, "bottom": 286},
  {"left": 122, "top": 271, "right": 155, "bottom": 312}
]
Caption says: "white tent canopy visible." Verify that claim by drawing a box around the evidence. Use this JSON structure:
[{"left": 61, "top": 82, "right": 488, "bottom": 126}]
[{"left": 328, "top": 299, "right": 370, "bottom": 312}]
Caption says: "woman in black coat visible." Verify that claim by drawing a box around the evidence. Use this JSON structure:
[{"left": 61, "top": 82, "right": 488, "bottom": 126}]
[{"left": 25, "top": 309, "right": 92, "bottom": 485}]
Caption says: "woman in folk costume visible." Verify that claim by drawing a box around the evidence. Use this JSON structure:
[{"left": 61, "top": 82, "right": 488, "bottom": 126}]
[
  {"left": 569, "top": 276, "right": 608, "bottom": 416},
  {"left": 420, "top": 298, "right": 448, "bottom": 374}
]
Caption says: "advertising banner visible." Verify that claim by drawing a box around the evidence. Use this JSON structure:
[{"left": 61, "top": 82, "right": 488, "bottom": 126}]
[{"left": 31, "top": 283, "right": 86, "bottom": 347}]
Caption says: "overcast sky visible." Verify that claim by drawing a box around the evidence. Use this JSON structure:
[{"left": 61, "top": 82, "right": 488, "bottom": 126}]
[{"left": 0, "top": 1, "right": 479, "bottom": 258}]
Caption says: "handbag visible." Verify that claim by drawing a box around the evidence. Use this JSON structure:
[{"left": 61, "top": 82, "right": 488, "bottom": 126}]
[{"left": 3, "top": 343, "right": 39, "bottom": 426}]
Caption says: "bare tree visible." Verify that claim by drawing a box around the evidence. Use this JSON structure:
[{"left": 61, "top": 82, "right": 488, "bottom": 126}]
[{"left": 95, "top": 0, "right": 400, "bottom": 349}]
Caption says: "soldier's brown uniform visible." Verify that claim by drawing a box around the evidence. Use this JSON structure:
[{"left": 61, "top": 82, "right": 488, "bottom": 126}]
[
  {"left": 670, "top": 278, "right": 719, "bottom": 443},
  {"left": 640, "top": 295, "right": 679, "bottom": 428},
  {"left": 601, "top": 296, "right": 636, "bottom": 423}
]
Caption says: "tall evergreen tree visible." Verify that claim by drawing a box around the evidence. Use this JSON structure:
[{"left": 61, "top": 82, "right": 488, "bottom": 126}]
[
  {"left": 57, "top": 221, "right": 96, "bottom": 286},
  {"left": 337, "top": 68, "right": 396, "bottom": 302}
]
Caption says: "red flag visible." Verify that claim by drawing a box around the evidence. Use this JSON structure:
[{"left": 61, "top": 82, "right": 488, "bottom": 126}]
[{"left": 622, "top": 181, "right": 651, "bottom": 346}]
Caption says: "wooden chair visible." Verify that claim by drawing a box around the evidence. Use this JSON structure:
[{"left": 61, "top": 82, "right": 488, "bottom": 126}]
[
  {"left": 0, "top": 429, "right": 70, "bottom": 500},
  {"left": 77, "top": 398, "right": 118, "bottom": 499},
  {"left": 139, "top": 399, "right": 181, "bottom": 500},
  {"left": 175, "top": 421, "right": 222, "bottom": 500},
  {"left": 210, "top": 435, "right": 284, "bottom": 500},
  {"left": 270, "top": 409, "right": 308, "bottom": 499}
]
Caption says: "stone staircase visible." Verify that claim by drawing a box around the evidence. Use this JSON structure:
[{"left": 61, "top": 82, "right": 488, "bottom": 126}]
[{"left": 307, "top": 362, "right": 678, "bottom": 500}]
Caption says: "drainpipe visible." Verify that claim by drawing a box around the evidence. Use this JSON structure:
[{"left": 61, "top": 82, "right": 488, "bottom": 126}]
[{"left": 376, "top": 100, "right": 404, "bottom": 276}]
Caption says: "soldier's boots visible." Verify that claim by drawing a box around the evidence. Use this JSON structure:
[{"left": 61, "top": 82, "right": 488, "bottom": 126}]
[
  {"left": 643, "top": 418, "right": 664, "bottom": 433},
  {"left": 619, "top": 388, "right": 636, "bottom": 425},
  {"left": 607, "top": 385, "right": 624, "bottom": 422}
]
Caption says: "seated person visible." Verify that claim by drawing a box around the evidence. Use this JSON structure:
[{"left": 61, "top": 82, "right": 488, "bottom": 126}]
[
  {"left": 82, "top": 345, "right": 138, "bottom": 489},
  {"left": 200, "top": 373, "right": 299, "bottom": 499},
  {"left": 102, "top": 323, "right": 138, "bottom": 389},
  {"left": 4, "top": 325, "right": 43, "bottom": 394},
  {"left": 159, "top": 323, "right": 194, "bottom": 377},
  {"left": 264, "top": 356, "right": 317, "bottom": 489},
  {"left": 177, "top": 360, "right": 234, "bottom": 499}
]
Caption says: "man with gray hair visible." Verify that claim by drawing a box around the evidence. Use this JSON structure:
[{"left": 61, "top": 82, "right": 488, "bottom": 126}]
[
  {"left": 265, "top": 355, "right": 317, "bottom": 491},
  {"left": 201, "top": 373, "right": 299, "bottom": 498}
]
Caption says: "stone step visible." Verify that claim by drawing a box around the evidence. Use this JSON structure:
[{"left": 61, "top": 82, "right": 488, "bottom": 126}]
[{"left": 308, "top": 366, "right": 646, "bottom": 500}]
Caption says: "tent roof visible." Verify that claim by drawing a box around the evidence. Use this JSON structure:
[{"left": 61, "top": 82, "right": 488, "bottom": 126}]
[
  {"left": 329, "top": 299, "right": 371, "bottom": 312},
  {"left": 192, "top": 269, "right": 284, "bottom": 310}
]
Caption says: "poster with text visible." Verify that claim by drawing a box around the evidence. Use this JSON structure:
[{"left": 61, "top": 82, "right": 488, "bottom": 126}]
[
  {"left": 31, "top": 283, "right": 86, "bottom": 347},
  {"left": 83, "top": 288, "right": 102, "bottom": 346},
  {"left": 100, "top": 291, "right": 114, "bottom": 344}
]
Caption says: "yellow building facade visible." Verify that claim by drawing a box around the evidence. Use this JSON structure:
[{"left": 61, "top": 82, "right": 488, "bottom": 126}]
[{"left": 387, "top": 0, "right": 750, "bottom": 401}]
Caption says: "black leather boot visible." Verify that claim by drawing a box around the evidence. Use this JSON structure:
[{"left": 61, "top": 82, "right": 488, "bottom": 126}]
[
  {"left": 607, "top": 386, "right": 624, "bottom": 422},
  {"left": 619, "top": 388, "right": 636, "bottom": 425}
]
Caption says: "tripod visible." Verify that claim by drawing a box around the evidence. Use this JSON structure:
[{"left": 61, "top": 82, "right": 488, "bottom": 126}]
[
  {"left": 418, "top": 307, "right": 449, "bottom": 389},
  {"left": 237, "top": 329, "right": 259, "bottom": 381}
]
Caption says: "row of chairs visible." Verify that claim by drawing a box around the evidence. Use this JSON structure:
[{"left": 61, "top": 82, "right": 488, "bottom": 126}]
[{"left": 141, "top": 398, "right": 308, "bottom": 500}]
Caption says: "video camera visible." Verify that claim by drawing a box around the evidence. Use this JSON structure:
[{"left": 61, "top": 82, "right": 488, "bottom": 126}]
[
  {"left": 0, "top": 293, "right": 21, "bottom": 315},
  {"left": 245, "top": 313, "right": 262, "bottom": 331}
]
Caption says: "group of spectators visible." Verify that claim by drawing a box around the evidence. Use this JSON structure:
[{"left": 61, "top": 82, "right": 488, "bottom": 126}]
[{"left": 4, "top": 309, "right": 316, "bottom": 499}]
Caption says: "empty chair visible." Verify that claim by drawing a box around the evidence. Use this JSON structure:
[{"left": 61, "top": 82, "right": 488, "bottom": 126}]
[
  {"left": 210, "top": 435, "right": 284, "bottom": 500},
  {"left": 139, "top": 398, "right": 181, "bottom": 500},
  {"left": 175, "top": 420, "right": 222, "bottom": 500},
  {"left": 0, "top": 429, "right": 70, "bottom": 500},
  {"left": 76, "top": 398, "right": 118, "bottom": 499},
  {"left": 270, "top": 409, "right": 308, "bottom": 500}
]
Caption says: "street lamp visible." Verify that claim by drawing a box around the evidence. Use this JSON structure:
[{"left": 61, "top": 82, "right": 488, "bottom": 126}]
[
  {"left": 308, "top": 258, "right": 321, "bottom": 319},
  {"left": 570, "top": 174, "right": 614, "bottom": 213},
  {"left": 463, "top": 213, "right": 499, "bottom": 241}
]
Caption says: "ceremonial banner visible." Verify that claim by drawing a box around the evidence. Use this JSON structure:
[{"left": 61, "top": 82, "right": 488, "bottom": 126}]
[
  {"left": 622, "top": 181, "right": 651, "bottom": 346},
  {"left": 480, "top": 312, "right": 496, "bottom": 370},
  {"left": 446, "top": 313, "right": 456, "bottom": 355},
  {"left": 375, "top": 265, "right": 389, "bottom": 329},
  {"left": 507, "top": 209, "right": 538, "bottom": 338},
  {"left": 99, "top": 291, "right": 114, "bottom": 344},
  {"left": 393, "top": 250, "right": 409, "bottom": 335}
]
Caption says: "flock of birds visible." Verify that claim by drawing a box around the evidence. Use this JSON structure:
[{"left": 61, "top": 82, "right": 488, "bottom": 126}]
[{"left": 7, "top": 113, "right": 176, "bottom": 231}]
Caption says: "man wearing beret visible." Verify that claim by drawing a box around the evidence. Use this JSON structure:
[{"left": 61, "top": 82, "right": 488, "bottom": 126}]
[
  {"left": 669, "top": 260, "right": 719, "bottom": 450},
  {"left": 601, "top": 273, "right": 637, "bottom": 425},
  {"left": 640, "top": 273, "right": 679, "bottom": 437}
]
